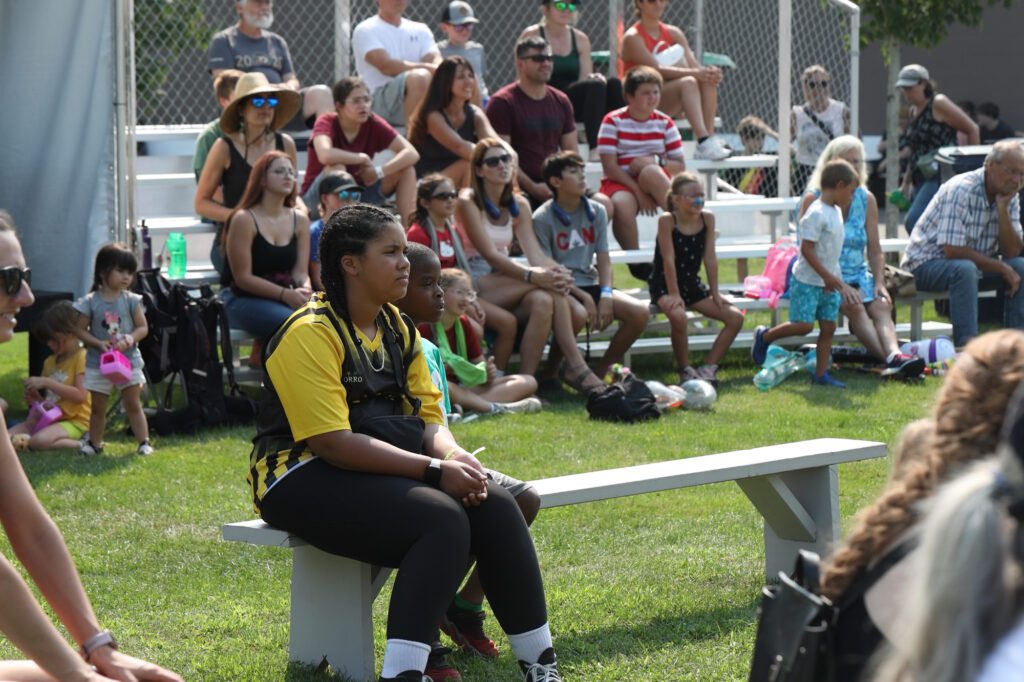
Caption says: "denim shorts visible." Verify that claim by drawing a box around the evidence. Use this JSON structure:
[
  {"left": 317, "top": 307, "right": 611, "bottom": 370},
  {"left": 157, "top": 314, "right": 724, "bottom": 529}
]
[
  {"left": 789, "top": 278, "right": 840, "bottom": 324},
  {"left": 84, "top": 366, "right": 146, "bottom": 395}
]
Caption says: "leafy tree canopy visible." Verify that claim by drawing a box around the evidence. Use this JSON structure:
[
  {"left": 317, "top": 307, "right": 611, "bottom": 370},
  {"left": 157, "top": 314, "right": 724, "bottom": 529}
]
[{"left": 857, "top": 0, "right": 1017, "bottom": 49}]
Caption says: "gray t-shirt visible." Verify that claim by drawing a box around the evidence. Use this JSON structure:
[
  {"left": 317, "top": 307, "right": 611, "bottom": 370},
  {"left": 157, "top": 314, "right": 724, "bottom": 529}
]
[
  {"left": 207, "top": 25, "right": 294, "bottom": 84},
  {"left": 533, "top": 199, "right": 609, "bottom": 286},
  {"left": 792, "top": 199, "right": 845, "bottom": 287},
  {"left": 439, "top": 40, "right": 489, "bottom": 99},
  {"left": 73, "top": 291, "right": 145, "bottom": 370}
]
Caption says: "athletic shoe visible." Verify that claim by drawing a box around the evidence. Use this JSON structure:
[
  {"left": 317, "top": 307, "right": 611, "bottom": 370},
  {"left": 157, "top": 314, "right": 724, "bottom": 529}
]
[
  {"left": 137, "top": 441, "right": 155, "bottom": 456},
  {"left": 494, "top": 397, "right": 543, "bottom": 414},
  {"left": 441, "top": 604, "right": 499, "bottom": 659},
  {"left": 378, "top": 672, "right": 431, "bottom": 682},
  {"left": 811, "top": 372, "right": 846, "bottom": 389},
  {"left": 520, "top": 648, "right": 562, "bottom": 682},
  {"left": 80, "top": 439, "right": 103, "bottom": 456},
  {"left": 679, "top": 366, "right": 700, "bottom": 382},
  {"left": 881, "top": 353, "right": 926, "bottom": 379},
  {"left": 425, "top": 642, "right": 461, "bottom": 682},
  {"left": 697, "top": 364, "right": 720, "bottom": 387},
  {"left": 694, "top": 136, "right": 731, "bottom": 161},
  {"left": 750, "top": 325, "right": 769, "bottom": 366}
]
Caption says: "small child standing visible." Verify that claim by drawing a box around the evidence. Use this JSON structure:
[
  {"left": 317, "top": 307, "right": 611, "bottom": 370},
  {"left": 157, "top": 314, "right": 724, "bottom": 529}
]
[
  {"left": 751, "top": 159, "right": 861, "bottom": 388},
  {"left": 438, "top": 1, "right": 488, "bottom": 106},
  {"left": 423, "top": 268, "right": 541, "bottom": 415},
  {"left": 650, "top": 172, "right": 744, "bottom": 387},
  {"left": 10, "top": 301, "right": 91, "bottom": 450},
  {"left": 73, "top": 243, "right": 153, "bottom": 455}
]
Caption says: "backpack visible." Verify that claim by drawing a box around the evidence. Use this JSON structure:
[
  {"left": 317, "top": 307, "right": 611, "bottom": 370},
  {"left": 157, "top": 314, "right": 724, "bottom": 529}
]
[
  {"left": 585, "top": 374, "right": 661, "bottom": 424},
  {"left": 133, "top": 268, "right": 256, "bottom": 435},
  {"left": 760, "top": 237, "right": 799, "bottom": 302}
]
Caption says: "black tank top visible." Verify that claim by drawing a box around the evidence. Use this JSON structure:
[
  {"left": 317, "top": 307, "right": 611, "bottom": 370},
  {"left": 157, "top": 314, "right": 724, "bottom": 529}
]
[
  {"left": 224, "top": 209, "right": 299, "bottom": 292},
  {"left": 415, "top": 103, "right": 477, "bottom": 176},
  {"left": 540, "top": 26, "right": 580, "bottom": 94},
  {"left": 221, "top": 132, "right": 286, "bottom": 210}
]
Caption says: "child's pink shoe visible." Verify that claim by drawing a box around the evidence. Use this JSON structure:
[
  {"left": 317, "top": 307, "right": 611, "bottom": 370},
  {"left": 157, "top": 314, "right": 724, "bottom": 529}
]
[{"left": 99, "top": 349, "right": 132, "bottom": 385}]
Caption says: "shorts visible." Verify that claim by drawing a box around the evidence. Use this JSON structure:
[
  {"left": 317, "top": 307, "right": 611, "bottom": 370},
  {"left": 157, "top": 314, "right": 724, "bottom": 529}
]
[
  {"left": 466, "top": 255, "right": 493, "bottom": 288},
  {"left": 58, "top": 420, "right": 88, "bottom": 440},
  {"left": 84, "top": 366, "right": 146, "bottom": 395},
  {"left": 486, "top": 468, "right": 534, "bottom": 498},
  {"left": 649, "top": 274, "right": 709, "bottom": 307},
  {"left": 788, "top": 278, "right": 840, "bottom": 324},
  {"left": 372, "top": 73, "right": 409, "bottom": 127},
  {"left": 844, "top": 270, "right": 876, "bottom": 305},
  {"left": 599, "top": 166, "right": 672, "bottom": 200}
]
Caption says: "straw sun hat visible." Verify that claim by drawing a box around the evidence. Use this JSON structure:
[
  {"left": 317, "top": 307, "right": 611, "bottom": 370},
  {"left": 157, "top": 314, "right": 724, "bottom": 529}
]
[{"left": 219, "top": 72, "right": 301, "bottom": 134}]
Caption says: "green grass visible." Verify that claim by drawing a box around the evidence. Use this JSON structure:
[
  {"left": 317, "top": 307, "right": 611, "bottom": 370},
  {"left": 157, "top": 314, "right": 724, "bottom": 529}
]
[{"left": 0, "top": 323, "right": 942, "bottom": 681}]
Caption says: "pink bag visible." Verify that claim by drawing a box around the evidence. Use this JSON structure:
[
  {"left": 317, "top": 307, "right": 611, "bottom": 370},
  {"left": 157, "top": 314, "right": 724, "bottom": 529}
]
[{"left": 759, "top": 237, "right": 799, "bottom": 308}]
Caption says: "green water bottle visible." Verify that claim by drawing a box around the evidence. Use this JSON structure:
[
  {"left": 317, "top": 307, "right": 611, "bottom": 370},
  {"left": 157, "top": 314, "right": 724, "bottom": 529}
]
[{"left": 166, "top": 232, "right": 187, "bottom": 279}]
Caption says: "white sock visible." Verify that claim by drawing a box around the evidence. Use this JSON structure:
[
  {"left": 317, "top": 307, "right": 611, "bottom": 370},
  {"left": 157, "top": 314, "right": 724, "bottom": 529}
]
[
  {"left": 380, "top": 639, "right": 430, "bottom": 679},
  {"left": 886, "top": 351, "right": 899, "bottom": 363},
  {"left": 508, "top": 622, "right": 552, "bottom": 664}
]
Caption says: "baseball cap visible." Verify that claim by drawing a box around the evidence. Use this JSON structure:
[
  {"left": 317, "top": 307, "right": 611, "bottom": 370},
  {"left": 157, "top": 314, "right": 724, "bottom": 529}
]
[
  {"left": 442, "top": 1, "right": 479, "bottom": 25},
  {"left": 895, "top": 64, "right": 930, "bottom": 88},
  {"left": 318, "top": 171, "right": 360, "bottom": 196}
]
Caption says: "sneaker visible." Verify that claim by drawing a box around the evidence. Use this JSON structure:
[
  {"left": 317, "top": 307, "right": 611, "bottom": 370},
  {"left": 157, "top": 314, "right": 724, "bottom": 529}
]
[
  {"left": 750, "top": 325, "right": 769, "bottom": 366},
  {"left": 79, "top": 439, "right": 103, "bottom": 456},
  {"left": 519, "top": 648, "right": 562, "bottom": 682},
  {"left": 881, "top": 353, "right": 926, "bottom": 379},
  {"left": 811, "top": 371, "right": 846, "bottom": 389},
  {"left": 679, "top": 366, "right": 700, "bottom": 382},
  {"left": 425, "top": 642, "right": 461, "bottom": 681},
  {"left": 495, "top": 397, "right": 543, "bottom": 414},
  {"left": 378, "top": 672, "right": 431, "bottom": 682},
  {"left": 695, "top": 136, "right": 731, "bottom": 161},
  {"left": 137, "top": 441, "right": 155, "bottom": 456},
  {"left": 697, "top": 364, "right": 719, "bottom": 387},
  {"left": 441, "top": 604, "right": 499, "bottom": 659}
]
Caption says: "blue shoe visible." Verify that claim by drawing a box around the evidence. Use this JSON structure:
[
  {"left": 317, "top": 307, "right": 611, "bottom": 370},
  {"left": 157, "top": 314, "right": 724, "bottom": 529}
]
[
  {"left": 751, "top": 326, "right": 769, "bottom": 366},
  {"left": 811, "top": 372, "right": 846, "bottom": 388}
]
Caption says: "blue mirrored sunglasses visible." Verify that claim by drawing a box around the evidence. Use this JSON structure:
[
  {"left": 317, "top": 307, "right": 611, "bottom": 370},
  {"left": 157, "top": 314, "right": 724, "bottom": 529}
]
[
  {"left": 338, "top": 190, "right": 362, "bottom": 201},
  {"left": 250, "top": 96, "right": 279, "bottom": 109}
]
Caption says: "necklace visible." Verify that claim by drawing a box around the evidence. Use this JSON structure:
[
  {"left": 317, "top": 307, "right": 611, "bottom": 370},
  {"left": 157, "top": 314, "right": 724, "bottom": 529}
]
[{"left": 362, "top": 343, "right": 385, "bottom": 372}]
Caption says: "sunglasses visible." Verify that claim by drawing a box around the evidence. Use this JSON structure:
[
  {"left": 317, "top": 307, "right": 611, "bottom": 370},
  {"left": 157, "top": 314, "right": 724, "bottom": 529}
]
[
  {"left": 432, "top": 191, "right": 458, "bottom": 201},
  {"left": 806, "top": 80, "right": 829, "bottom": 90},
  {"left": 249, "top": 96, "right": 279, "bottom": 109},
  {"left": 552, "top": 1, "right": 578, "bottom": 11},
  {"left": 336, "top": 189, "right": 362, "bottom": 201},
  {"left": 0, "top": 266, "right": 30, "bottom": 296},
  {"left": 480, "top": 153, "right": 512, "bottom": 168},
  {"left": 524, "top": 54, "right": 554, "bottom": 64}
]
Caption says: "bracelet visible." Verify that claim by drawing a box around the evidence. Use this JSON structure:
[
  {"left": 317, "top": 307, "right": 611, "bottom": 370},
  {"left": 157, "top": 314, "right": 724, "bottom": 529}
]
[
  {"left": 374, "top": 165, "right": 385, "bottom": 179},
  {"left": 80, "top": 629, "right": 118, "bottom": 661},
  {"left": 600, "top": 286, "right": 613, "bottom": 298},
  {"left": 523, "top": 269, "right": 532, "bottom": 283},
  {"left": 279, "top": 287, "right": 286, "bottom": 301},
  {"left": 443, "top": 447, "right": 459, "bottom": 461}
]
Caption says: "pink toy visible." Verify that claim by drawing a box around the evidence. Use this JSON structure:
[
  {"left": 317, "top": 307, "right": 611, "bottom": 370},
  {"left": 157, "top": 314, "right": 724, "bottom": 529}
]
[
  {"left": 743, "top": 275, "right": 782, "bottom": 309},
  {"left": 28, "top": 400, "right": 63, "bottom": 434},
  {"left": 100, "top": 349, "right": 133, "bottom": 385}
]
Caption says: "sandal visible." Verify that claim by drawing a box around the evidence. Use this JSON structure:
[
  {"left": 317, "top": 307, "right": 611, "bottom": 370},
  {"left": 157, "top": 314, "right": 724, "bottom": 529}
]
[{"left": 561, "top": 364, "right": 605, "bottom": 395}]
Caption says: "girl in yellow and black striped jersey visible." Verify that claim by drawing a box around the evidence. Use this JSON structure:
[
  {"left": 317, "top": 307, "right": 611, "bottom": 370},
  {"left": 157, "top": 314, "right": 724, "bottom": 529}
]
[{"left": 248, "top": 204, "right": 562, "bottom": 682}]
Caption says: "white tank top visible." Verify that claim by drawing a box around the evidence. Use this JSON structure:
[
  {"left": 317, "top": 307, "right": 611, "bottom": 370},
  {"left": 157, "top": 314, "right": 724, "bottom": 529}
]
[
  {"left": 462, "top": 211, "right": 513, "bottom": 258},
  {"left": 793, "top": 99, "right": 845, "bottom": 165}
]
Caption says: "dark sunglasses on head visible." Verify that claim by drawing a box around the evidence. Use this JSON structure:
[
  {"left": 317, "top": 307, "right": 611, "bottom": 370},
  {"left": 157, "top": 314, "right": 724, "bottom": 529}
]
[
  {"left": 432, "top": 191, "right": 459, "bottom": 200},
  {"left": 806, "top": 80, "right": 829, "bottom": 90},
  {"left": 480, "top": 153, "right": 512, "bottom": 168},
  {"left": 552, "top": 1, "right": 578, "bottom": 11},
  {"left": 337, "top": 189, "right": 362, "bottom": 201},
  {"left": 525, "top": 54, "right": 554, "bottom": 64},
  {"left": 250, "top": 96, "right": 279, "bottom": 109},
  {"left": 0, "top": 266, "right": 30, "bottom": 295}
]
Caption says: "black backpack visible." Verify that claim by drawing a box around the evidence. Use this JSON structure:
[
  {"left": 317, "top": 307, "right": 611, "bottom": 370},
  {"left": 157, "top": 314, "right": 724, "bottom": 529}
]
[
  {"left": 585, "top": 374, "right": 660, "bottom": 424},
  {"left": 133, "top": 268, "right": 256, "bottom": 435}
]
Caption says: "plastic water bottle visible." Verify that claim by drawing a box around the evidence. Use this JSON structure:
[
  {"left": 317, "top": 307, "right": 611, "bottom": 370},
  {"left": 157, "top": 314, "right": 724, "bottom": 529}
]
[
  {"left": 753, "top": 345, "right": 804, "bottom": 391},
  {"left": 645, "top": 380, "right": 685, "bottom": 409},
  {"left": 166, "top": 232, "right": 187, "bottom": 279}
]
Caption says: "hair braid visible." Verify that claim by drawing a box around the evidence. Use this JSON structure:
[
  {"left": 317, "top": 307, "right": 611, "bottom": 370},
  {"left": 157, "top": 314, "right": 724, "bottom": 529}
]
[{"left": 318, "top": 204, "right": 402, "bottom": 319}]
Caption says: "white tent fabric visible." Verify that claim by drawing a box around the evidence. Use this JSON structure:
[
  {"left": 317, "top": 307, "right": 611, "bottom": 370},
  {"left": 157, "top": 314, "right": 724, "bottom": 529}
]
[{"left": 0, "top": 0, "right": 117, "bottom": 296}]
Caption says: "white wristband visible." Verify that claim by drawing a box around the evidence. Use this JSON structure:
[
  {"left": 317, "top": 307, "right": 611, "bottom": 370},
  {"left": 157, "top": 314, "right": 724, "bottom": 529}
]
[{"left": 374, "top": 165, "right": 385, "bottom": 180}]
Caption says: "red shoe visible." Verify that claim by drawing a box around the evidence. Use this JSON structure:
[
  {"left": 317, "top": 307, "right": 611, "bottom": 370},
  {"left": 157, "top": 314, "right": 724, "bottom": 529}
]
[
  {"left": 440, "top": 604, "right": 499, "bottom": 659},
  {"left": 425, "top": 642, "right": 461, "bottom": 681}
]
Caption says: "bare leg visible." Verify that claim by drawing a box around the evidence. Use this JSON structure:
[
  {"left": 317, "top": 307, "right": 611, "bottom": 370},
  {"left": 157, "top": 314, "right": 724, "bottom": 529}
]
[
  {"left": 658, "top": 297, "right": 691, "bottom": 371},
  {"left": 610, "top": 190, "right": 640, "bottom": 250},
  {"left": 542, "top": 296, "right": 586, "bottom": 380},
  {"left": 763, "top": 321, "right": 815, "bottom": 346},
  {"left": 698, "top": 80, "right": 719, "bottom": 134},
  {"left": 637, "top": 165, "right": 672, "bottom": 212},
  {"left": 841, "top": 299, "right": 886, "bottom": 361},
  {"left": 440, "top": 159, "right": 471, "bottom": 188},
  {"left": 121, "top": 384, "right": 150, "bottom": 445},
  {"left": 550, "top": 295, "right": 603, "bottom": 391},
  {"left": 867, "top": 297, "right": 901, "bottom": 358},
  {"left": 594, "top": 292, "right": 650, "bottom": 377},
  {"left": 28, "top": 423, "right": 82, "bottom": 451},
  {"left": 0, "top": 661, "right": 54, "bottom": 681},
  {"left": 87, "top": 391, "right": 108, "bottom": 447},
  {"left": 381, "top": 166, "right": 418, "bottom": 227},
  {"left": 476, "top": 299, "right": 517, "bottom": 371},
  {"left": 659, "top": 78, "right": 712, "bottom": 139},
  {"left": 402, "top": 68, "right": 433, "bottom": 128},
  {"left": 591, "top": 192, "right": 614, "bottom": 222},
  {"left": 449, "top": 382, "right": 497, "bottom": 413},
  {"left": 302, "top": 84, "right": 333, "bottom": 122},
  {"left": 815, "top": 320, "right": 836, "bottom": 377},
  {"left": 471, "top": 374, "right": 538, "bottom": 403},
  {"left": 690, "top": 298, "right": 744, "bottom": 365}
]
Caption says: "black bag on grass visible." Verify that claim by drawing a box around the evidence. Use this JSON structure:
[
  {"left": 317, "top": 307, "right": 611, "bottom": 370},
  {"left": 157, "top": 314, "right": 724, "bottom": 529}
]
[{"left": 586, "top": 374, "right": 660, "bottom": 423}]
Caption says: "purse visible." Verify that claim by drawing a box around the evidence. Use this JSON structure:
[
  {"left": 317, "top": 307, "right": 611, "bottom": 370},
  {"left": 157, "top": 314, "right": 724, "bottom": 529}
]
[
  {"left": 915, "top": 151, "right": 939, "bottom": 180},
  {"left": 883, "top": 264, "right": 917, "bottom": 297}
]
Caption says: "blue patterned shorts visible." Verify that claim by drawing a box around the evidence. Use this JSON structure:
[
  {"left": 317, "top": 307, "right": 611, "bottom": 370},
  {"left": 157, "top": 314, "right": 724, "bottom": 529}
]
[{"left": 789, "top": 278, "right": 840, "bottom": 324}]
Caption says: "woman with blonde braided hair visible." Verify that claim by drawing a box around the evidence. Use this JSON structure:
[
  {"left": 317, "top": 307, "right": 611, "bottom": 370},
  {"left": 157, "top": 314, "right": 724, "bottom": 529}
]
[{"left": 821, "top": 329, "right": 1024, "bottom": 682}]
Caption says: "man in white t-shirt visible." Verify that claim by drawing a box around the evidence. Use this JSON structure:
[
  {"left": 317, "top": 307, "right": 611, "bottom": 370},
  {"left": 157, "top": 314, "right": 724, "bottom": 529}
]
[{"left": 352, "top": 0, "right": 442, "bottom": 128}]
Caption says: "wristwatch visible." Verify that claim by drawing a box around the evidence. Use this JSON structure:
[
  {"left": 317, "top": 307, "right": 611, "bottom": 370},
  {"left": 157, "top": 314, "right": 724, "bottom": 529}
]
[
  {"left": 424, "top": 458, "right": 443, "bottom": 487},
  {"left": 80, "top": 629, "right": 118, "bottom": 661}
]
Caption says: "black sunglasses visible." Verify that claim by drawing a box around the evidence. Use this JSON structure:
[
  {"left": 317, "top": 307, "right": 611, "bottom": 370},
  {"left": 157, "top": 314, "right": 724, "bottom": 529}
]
[
  {"left": 524, "top": 55, "right": 554, "bottom": 64},
  {"left": 0, "top": 266, "right": 30, "bottom": 295},
  {"left": 432, "top": 191, "right": 459, "bottom": 200},
  {"left": 480, "top": 153, "right": 512, "bottom": 168},
  {"left": 806, "top": 80, "right": 829, "bottom": 89}
]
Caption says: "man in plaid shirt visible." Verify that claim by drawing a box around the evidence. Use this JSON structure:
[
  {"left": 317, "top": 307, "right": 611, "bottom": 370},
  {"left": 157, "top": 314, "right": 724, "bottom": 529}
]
[{"left": 901, "top": 140, "right": 1024, "bottom": 346}]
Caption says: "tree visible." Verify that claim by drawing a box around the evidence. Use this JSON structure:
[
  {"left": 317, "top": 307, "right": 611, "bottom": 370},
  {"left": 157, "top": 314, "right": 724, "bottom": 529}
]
[
  {"left": 855, "top": 0, "right": 1018, "bottom": 237},
  {"left": 135, "top": 0, "right": 210, "bottom": 124}
]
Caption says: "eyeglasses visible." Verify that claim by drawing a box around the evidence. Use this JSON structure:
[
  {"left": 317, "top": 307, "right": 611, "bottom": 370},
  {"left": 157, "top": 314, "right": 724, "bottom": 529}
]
[
  {"left": 337, "top": 189, "right": 362, "bottom": 201},
  {"left": 552, "top": 1, "right": 578, "bottom": 11},
  {"left": 346, "top": 96, "right": 372, "bottom": 106},
  {"left": 449, "top": 287, "right": 477, "bottom": 302},
  {"left": 432, "top": 191, "right": 458, "bottom": 201},
  {"left": 480, "top": 153, "right": 512, "bottom": 168},
  {"left": 270, "top": 167, "right": 297, "bottom": 177},
  {"left": 249, "top": 96, "right": 279, "bottom": 109},
  {"left": 524, "top": 54, "right": 554, "bottom": 64},
  {"left": 806, "top": 80, "right": 829, "bottom": 90},
  {"left": 997, "top": 160, "right": 1024, "bottom": 179},
  {"left": 0, "top": 266, "right": 30, "bottom": 295}
]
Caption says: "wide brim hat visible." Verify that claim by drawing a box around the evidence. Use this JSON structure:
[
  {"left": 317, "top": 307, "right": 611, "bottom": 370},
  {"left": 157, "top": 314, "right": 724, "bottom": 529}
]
[
  {"left": 220, "top": 72, "right": 301, "bottom": 134},
  {"left": 895, "top": 64, "right": 930, "bottom": 88}
]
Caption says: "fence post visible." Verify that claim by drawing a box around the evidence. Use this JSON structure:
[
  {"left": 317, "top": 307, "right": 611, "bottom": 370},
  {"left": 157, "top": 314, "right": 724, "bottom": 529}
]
[
  {"left": 777, "top": 0, "right": 792, "bottom": 198},
  {"left": 693, "top": 0, "right": 704, "bottom": 61},
  {"left": 608, "top": 0, "right": 623, "bottom": 79},
  {"left": 335, "top": 0, "right": 351, "bottom": 82},
  {"left": 114, "top": 0, "right": 137, "bottom": 243}
]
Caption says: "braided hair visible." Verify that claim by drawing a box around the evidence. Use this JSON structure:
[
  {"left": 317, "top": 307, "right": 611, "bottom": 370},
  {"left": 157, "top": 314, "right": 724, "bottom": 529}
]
[{"left": 318, "top": 204, "right": 402, "bottom": 319}]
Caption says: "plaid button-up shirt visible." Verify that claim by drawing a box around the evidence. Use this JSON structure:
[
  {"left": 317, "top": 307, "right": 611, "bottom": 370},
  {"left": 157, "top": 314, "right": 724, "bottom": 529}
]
[{"left": 901, "top": 167, "right": 1022, "bottom": 273}]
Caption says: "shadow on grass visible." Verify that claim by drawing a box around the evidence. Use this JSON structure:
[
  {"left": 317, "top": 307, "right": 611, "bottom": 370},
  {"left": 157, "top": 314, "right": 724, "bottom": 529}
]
[
  {"left": 18, "top": 447, "right": 137, "bottom": 483},
  {"left": 284, "top": 660, "right": 358, "bottom": 682}
]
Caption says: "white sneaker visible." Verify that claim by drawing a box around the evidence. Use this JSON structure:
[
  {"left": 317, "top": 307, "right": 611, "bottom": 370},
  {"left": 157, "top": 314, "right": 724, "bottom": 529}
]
[
  {"left": 137, "top": 441, "right": 155, "bottom": 456},
  {"left": 494, "top": 397, "right": 543, "bottom": 414},
  {"left": 80, "top": 439, "right": 103, "bottom": 456},
  {"left": 695, "top": 136, "right": 731, "bottom": 161}
]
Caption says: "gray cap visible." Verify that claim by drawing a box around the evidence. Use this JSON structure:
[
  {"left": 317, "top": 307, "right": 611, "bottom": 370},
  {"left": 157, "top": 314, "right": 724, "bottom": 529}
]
[
  {"left": 895, "top": 64, "right": 930, "bottom": 88},
  {"left": 442, "top": 1, "right": 479, "bottom": 25}
]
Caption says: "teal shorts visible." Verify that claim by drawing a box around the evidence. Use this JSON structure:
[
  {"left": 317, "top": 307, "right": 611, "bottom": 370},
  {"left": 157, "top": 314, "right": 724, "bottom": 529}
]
[{"left": 789, "top": 278, "right": 840, "bottom": 324}]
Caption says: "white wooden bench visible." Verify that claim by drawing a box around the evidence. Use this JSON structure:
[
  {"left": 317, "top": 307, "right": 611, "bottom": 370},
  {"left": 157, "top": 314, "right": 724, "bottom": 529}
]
[{"left": 221, "top": 437, "right": 885, "bottom": 679}]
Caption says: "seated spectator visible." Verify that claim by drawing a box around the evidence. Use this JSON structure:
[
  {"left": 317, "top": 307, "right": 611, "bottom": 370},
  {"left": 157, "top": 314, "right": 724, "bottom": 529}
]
[
  {"left": 458, "top": 138, "right": 605, "bottom": 394},
  {"left": 408, "top": 174, "right": 518, "bottom": 368},
  {"left": 597, "top": 66, "right": 685, "bottom": 278},
  {"left": 0, "top": 215, "right": 183, "bottom": 682},
  {"left": 619, "top": 0, "right": 729, "bottom": 160},
  {"left": 408, "top": 56, "right": 500, "bottom": 185},
  {"left": 791, "top": 64, "right": 850, "bottom": 194},
  {"left": 207, "top": 0, "right": 332, "bottom": 127},
  {"left": 978, "top": 101, "right": 1018, "bottom": 144},
  {"left": 308, "top": 171, "right": 362, "bottom": 290},
  {"left": 353, "top": 0, "right": 442, "bottom": 128},
  {"left": 818, "top": 329, "right": 1024, "bottom": 682},
  {"left": 193, "top": 68, "right": 243, "bottom": 183},
  {"left": 900, "top": 139, "right": 1024, "bottom": 347},
  {"left": 438, "top": 1, "right": 488, "bottom": 106},
  {"left": 194, "top": 72, "right": 302, "bottom": 272},
  {"left": 518, "top": 1, "right": 625, "bottom": 161},
  {"left": 798, "top": 136, "right": 924, "bottom": 378},
  {"left": 535, "top": 151, "right": 650, "bottom": 379},
  {"left": 300, "top": 76, "right": 418, "bottom": 225},
  {"left": 958, "top": 98, "right": 978, "bottom": 146},
  {"left": 423, "top": 268, "right": 542, "bottom": 415},
  {"left": 724, "top": 115, "right": 778, "bottom": 196},
  {"left": 220, "top": 151, "right": 312, "bottom": 344}
]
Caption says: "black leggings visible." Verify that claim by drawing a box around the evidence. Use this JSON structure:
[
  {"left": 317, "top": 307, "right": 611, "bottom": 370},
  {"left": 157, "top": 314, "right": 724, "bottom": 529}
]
[
  {"left": 259, "top": 458, "right": 547, "bottom": 644},
  {"left": 566, "top": 77, "right": 625, "bottom": 149}
]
